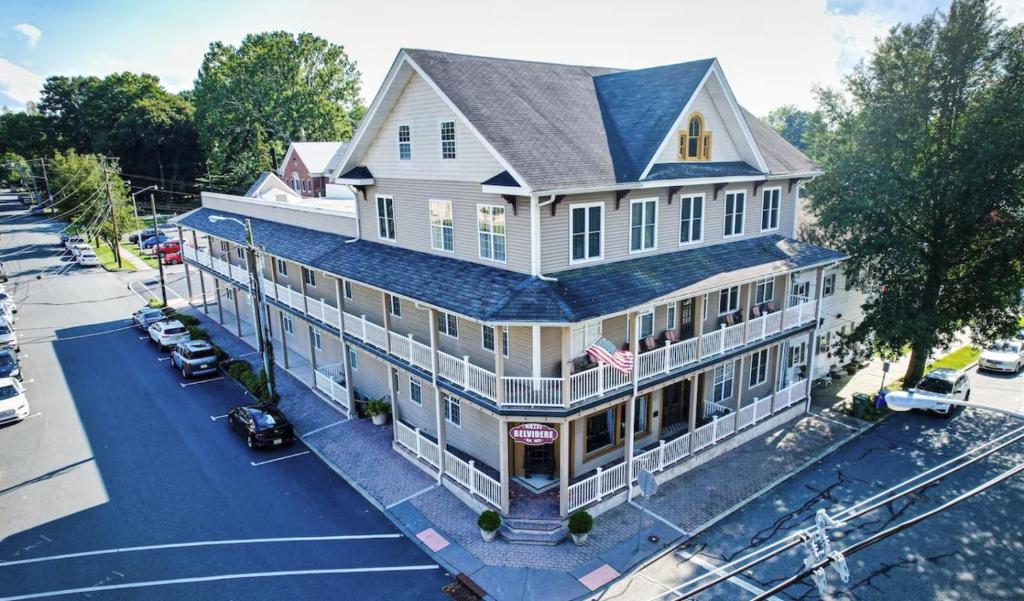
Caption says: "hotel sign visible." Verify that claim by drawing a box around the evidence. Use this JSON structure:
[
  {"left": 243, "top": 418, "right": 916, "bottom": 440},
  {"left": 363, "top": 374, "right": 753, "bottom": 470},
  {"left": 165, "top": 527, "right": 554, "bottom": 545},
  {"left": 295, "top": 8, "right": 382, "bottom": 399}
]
[{"left": 509, "top": 423, "right": 558, "bottom": 446}]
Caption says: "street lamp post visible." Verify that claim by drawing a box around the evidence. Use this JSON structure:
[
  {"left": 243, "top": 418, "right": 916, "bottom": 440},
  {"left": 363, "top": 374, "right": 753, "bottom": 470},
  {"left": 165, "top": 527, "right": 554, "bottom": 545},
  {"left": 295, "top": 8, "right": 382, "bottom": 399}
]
[
  {"left": 209, "top": 215, "right": 276, "bottom": 402},
  {"left": 128, "top": 184, "right": 159, "bottom": 251}
]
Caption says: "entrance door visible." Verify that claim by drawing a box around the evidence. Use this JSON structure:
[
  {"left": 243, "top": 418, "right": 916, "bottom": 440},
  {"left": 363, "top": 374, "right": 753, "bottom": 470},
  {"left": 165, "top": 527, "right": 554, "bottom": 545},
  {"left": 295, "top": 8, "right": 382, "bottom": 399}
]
[
  {"left": 523, "top": 444, "right": 556, "bottom": 479},
  {"left": 661, "top": 378, "right": 692, "bottom": 433},
  {"left": 679, "top": 299, "right": 695, "bottom": 339}
]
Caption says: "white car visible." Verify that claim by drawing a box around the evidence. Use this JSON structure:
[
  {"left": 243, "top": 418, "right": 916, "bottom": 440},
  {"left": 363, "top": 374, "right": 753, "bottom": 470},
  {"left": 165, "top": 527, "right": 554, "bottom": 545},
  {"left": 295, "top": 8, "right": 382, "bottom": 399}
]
[
  {"left": 979, "top": 340, "right": 1024, "bottom": 373},
  {"left": 0, "top": 321, "right": 17, "bottom": 351},
  {"left": 0, "top": 291, "right": 15, "bottom": 314},
  {"left": 77, "top": 251, "right": 100, "bottom": 267},
  {"left": 68, "top": 243, "right": 91, "bottom": 259},
  {"left": 884, "top": 368, "right": 971, "bottom": 416},
  {"left": 0, "top": 377, "right": 29, "bottom": 424},
  {"left": 148, "top": 320, "right": 191, "bottom": 350},
  {"left": 133, "top": 307, "right": 167, "bottom": 330},
  {"left": 0, "top": 304, "right": 15, "bottom": 325}
]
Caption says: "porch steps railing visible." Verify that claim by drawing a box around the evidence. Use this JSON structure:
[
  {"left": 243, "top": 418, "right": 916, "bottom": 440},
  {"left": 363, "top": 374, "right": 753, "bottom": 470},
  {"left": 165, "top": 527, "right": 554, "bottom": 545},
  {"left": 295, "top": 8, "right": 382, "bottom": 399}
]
[{"left": 567, "top": 379, "right": 808, "bottom": 513}]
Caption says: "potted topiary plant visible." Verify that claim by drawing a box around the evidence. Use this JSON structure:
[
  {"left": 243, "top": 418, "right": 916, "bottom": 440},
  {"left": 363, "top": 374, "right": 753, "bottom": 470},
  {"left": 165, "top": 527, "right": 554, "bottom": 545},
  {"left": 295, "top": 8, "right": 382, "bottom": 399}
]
[
  {"left": 478, "top": 510, "right": 501, "bottom": 542},
  {"left": 364, "top": 398, "right": 391, "bottom": 426},
  {"left": 568, "top": 510, "right": 593, "bottom": 546}
]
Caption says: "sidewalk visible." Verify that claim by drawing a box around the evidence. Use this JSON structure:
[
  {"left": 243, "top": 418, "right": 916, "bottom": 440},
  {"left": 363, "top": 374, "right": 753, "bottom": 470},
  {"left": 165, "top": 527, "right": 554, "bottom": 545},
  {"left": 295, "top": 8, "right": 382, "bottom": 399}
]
[
  {"left": 117, "top": 245, "right": 152, "bottom": 271},
  {"left": 184, "top": 302, "right": 875, "bottom": 601}
]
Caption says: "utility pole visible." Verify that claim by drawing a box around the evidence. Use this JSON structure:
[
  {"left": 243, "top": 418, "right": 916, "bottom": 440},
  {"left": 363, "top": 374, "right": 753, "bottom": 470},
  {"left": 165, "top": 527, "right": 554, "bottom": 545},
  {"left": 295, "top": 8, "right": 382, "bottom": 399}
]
[
  {"left": 39, "top": 158, "right": 51, "bottom": 207},
  {"left": 241, "top": 218, "right": 275, "bottom": 401},
  {"left": 151, "top": 194, "right": 167, "bottom": 305},
  {"left": 102, "top": 157, "right": 122, "bottom": 268}
]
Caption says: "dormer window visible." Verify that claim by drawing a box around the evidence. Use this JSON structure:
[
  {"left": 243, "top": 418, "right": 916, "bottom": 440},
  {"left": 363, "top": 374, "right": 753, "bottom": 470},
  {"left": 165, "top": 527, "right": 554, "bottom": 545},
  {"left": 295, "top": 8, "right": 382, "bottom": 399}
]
[{"left": 679, "top": 113, "right": 712, "bottom": 161}]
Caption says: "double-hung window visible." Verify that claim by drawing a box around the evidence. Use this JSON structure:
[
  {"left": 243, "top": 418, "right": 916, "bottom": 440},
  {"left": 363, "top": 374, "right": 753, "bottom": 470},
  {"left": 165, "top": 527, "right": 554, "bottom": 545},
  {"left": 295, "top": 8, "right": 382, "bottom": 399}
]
[
  {"left": 312, "top": 329, "right": 322, "bottom": 351},
  {"left": 712, "top": 362, "right": 734, "bottom": 403},
  {"left": 343, "top": 280, "right": 353, "bottom": 300},
  {"left": 570, "top": 321, "right": 602, "bottom": 357},
  {"left": 822, "top": 274, "right": 836, "bottom": 297},
  {"left": 302, "top": 267, "right": 316, "bottom": 288},
  {"left": 440, "top": 121, "right": 456, "bottom": 160},
  {"left": 723, "top": 191, "right": 746, "bottom": 237},
  {"left": 388, "top": 295, "right": 402, "bottom": 318},
  {"left": 477, "top": 205, "right": 506, "bottom": 262},
  {"left": 376, "top": 195, "right": 396, "bottom": 240},
  {"left": 679, "top": 195, "right": 704, "bottom": 244},
  {"left": 235, "top": 247, "right": 244, "bottom": 260},
  {"left": 276, "top": 258, "right": 288, "bottom": 276},
  {"left": 220, "top": 240, "right": 229, "bottom": 252},
  {"left": 749, "top": 349, "right": 768, "bottom": 387},
  {"left": 429, "top": 200, "right": 454, "bottom": 252},
  {"left": 755, "top": 277, "right": 775, "bottom": 305},
  {"left": 398, "top": 124, "right": 411, "bottom": 160},
  {"left": 437, "top": 311, "right": 459, "bottom": 338},
  {"left": 718, "top": 285, "right": 740, "bottom": 315},
  {"left": 629, "top": 198, "right": 657, "bottom": 252},
  {"left": 639, "top": 311, "right": 654, "bottom": 339},
  {"left": 409, "top": 377, "right": 422, "bottom": 405},
  {"left": 348, "top": 347, "right": 358, "bottom": 371},
  {"left": 570, "top": 203, "right": 603, "bottom": 263},
  {"left": 444, "top": 394, "right": 461, "bottom": 426},
  {"left": 666, "top": 303, "right": 677, "bottom": 330},
  {"left": 761, "top": 188, "right": 780, "bottom": 231},
  {"left": 585, "top": 409, "right": 614, "bottom": 454},
  {"left": 481, "top": 325, "right": 509, "bottom": 357},
  {"left": 789, "top": 342, "right": 807, "bottom": 368},
  {"left": 282, "top": 315, "right": 294, "bottom": 336}
]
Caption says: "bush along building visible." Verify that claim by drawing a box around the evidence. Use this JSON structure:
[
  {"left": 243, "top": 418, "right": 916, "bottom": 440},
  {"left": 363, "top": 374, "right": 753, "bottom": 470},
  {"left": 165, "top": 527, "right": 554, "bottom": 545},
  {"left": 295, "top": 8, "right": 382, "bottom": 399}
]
[{"left": 175, "top": 49, "right": 854, "bottom": 542}]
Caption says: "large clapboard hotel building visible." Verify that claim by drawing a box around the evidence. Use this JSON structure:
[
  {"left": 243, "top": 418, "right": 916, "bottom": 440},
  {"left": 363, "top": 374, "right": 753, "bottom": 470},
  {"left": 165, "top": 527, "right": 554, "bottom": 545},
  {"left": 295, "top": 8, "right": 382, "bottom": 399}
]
[{"left": 175, "top": 49, "right": 855, "bottom": 530}]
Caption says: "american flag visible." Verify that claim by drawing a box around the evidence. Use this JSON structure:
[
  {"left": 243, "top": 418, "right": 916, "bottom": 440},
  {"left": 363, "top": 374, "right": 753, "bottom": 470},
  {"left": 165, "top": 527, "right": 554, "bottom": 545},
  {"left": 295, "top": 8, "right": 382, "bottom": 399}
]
[{"left": 586, "top": 337, "right": 634, "bottom": 375}]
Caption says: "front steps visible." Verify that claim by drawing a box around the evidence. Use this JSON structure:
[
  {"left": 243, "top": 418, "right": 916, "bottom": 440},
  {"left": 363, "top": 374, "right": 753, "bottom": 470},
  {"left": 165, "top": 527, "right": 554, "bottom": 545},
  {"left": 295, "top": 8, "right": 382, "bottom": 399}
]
[{"left": 500, "top": 517, "right": 567, "bottom": 545}]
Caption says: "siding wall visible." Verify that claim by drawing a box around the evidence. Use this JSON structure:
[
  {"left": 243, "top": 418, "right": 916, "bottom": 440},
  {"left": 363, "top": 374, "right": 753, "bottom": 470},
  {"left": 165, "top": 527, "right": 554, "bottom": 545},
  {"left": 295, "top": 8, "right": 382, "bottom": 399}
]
[
  {"left": 359, "top": 73, "right": 504, "bottom": 183},
  {"left": 540, "top": 183, "right": 797, "bottom": 274},
  {"left": 348, "top": 346, "right": 391, "bottom": 400},
  {"left": 362, "top": 178, "right": 531, "bottom": 274}
]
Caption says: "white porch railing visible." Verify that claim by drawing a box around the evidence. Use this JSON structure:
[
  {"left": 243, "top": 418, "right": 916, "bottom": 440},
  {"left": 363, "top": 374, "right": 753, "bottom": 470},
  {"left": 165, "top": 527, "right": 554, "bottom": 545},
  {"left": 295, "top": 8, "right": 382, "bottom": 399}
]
[
  {"left": 305, "top": 296, "right": 340, "bottom": 329},
  {"left": 443, "top": 450, "right": 502, "bottom": 509},
  {"left": 395, "top": 421, "right": 442, "bottom": 471},
  {"left": 313, "top": 363, "right": 349, "bottom": 411},
  {"left": 569, "top": 363, "right": 632, "bottom": 404},
  {"left": 702, "top": 399, "right": 731, "bottom": 418},
  {"left": 568, "top": 379, "right": 808, "bottom": 513},
  {"left": 503, "top": 377, "right": 563, "bottom": 407}
]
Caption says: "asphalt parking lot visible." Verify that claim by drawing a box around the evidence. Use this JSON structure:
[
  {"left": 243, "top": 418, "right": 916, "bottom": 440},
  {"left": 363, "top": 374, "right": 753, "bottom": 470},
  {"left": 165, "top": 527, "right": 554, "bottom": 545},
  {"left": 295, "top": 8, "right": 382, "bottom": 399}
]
[{"left": 0, "top": 202, "right": 451, "bottom": 600}]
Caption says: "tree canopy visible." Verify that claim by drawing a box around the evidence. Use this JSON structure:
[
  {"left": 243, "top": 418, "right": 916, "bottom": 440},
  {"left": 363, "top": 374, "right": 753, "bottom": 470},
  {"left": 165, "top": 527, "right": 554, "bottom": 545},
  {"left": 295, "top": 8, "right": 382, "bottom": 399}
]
[
  {"left": 808, "top": 0, "right": 1024, "bottom": 384},
  {"left": 764, "top": 105, "right": 825, "bottom": 155},
  {"left": 193, "top": 31, "right": 364, "bottom": 193}
]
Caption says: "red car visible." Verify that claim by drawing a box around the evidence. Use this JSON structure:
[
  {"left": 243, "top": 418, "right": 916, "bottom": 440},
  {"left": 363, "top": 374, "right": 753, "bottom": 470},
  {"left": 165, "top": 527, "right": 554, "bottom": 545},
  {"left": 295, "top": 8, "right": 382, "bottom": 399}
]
[
  {"left": 157, "top": 239, "right": 181, "bottom": 254},
  {"left": 162, "top": 251, "right": 183, "bottom": 265}
]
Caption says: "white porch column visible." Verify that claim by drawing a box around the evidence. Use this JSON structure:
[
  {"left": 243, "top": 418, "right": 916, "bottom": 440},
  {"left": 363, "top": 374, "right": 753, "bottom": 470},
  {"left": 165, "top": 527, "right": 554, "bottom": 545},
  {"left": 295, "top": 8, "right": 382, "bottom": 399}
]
[
  {"left": 335, "top": 278, "right": 355, "bottom": 415},
  {"left": 495, "top": 325, "right": 506, "bottom": 405},
  {"left": 559, "top": 418, "right": 570, "bottom": 518},
  {"left": 806, "top": 265, "right": 828, "bottom": 412},
  {"left": 744, "top": 280, "right": 756, "bottom": 344},
  {"left": 213, "top": 277, "right": 224, "bottom": 324},
  {"left": 688, "top": 370, "right": 701, "bottom": 454},
  {"left": 307, "top": 324, "right": 318, "bottom": 374},
  {"left": 561, "top": 326, "right": 572, "bottom": 408},
  {"left": 693, "top": 294, "right": 705, "bottom": 357},
  {"left": 178, "top": 225, "right": 194, "bottom": 304},
  {"left": 278, "top": 311, "right": 290, "bottom": 369},
  {"left": 625, "top": 311, "right": 639, "bottom": 500},
  {"left": 232, "top": 286, "right": 242, "bottom": 336},
  {"left": 499, "top": 417, "right": 510, "bottom": 515},
  {"left": 735, "top": 355, "right": 746, "bottom": 430},
  {"left": 531, "top": 325, "right": 541, "bottom": 379},
  {"left": 429, "top": 308, "right": 446, "bottom": 483},
  {"left": 381, "top": 294, "right": 392, "bottom": 353},
  {"left": 192, "top": 230, "right": 207, "bottom": 314}
]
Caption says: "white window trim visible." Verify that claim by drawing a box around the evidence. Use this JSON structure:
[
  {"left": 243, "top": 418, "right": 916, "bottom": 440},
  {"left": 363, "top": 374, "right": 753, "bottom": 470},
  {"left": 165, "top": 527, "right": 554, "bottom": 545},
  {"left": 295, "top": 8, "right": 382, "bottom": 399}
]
[
  {"left": 312, "top": 329, "right": 322, "bottom": 351},
  {"left": 409, "top": 376, "right": 422, "bottom": 405},
  {"left": 376, "top": 195, "right": 396, "bottom": 241},
  {"left": 678, "top": 193, "right": 705, "bottom": 246},
  {"left": 718, "top": 285, "right": 741, "bottom": 316},
  {"left": 702, "top": 293, "right": 709, "bottom": 321},
  {"left": 276, "top": 258, "right": 288, "bottom": 276},
  {"left": 477, "top": 204, "right": 507, "bottom": 264},
  {"left": 283, "top": 315, "right": 294, "bottom": 336},
  {"left": 348, "top": 347, "right": 358, "bottom": 371},
  {"left": 235, "top": 247, "right": 244, "bottom": 260},
  {"left": 823, "top": 274, "right": 836, "bottom": 297},
  {"left": 749, "top": 349, "right": 768, "bottom": 387},
  {"left": 302, "top": 267, "right": 316, "bottom": 288},
  {"left": 628, "top": 197, "right": 659, "bottom": 254},
  {"left": 397, "top": 124, "right": 412, "bottom": 161},
  {"left": 343, "top": 280, "right": 353, "bottom": 300},
  {"left": 480, "top": 325, "right": 509, "bottom": 357},
  {"left": 723, "top": 189, "right": 747, "bottom": 239},
  {"left": 439, "top": 120, "right": 456, "bottom": 160},
  {"left": 438, "top": 312, "right": 459, "bottom": 339},
  {"left": 638, "top": 310, "right": 655, "bottom": 339},
  {"left": 665, "top": 302, "right": 677, "bottom": 330},
  {"left": 429, "top": 199, "right": 454, "bottom": 253},
  {"left": 760, "top": 186, "right": 782, "bottom": 232},
  {"left": 444, "top": 393, "right": 461, "bottom": 428},
  {"left": 568, "top": 202, "right": 605, "bottom": 265},
  {"left": 219, "top": 240, "right": 229, "bottom": 252},
  {"left": 570, "top": 320, "right": 603, "bottom": 358},
  {"left": 713, "top": 362, "right": 735, "bottom": 402},
  {"left": 389, "top": 295, "right": 402, "bottom": 318},
  {"left": 755, "top": 277, "right": 775, "bottom": 305}
]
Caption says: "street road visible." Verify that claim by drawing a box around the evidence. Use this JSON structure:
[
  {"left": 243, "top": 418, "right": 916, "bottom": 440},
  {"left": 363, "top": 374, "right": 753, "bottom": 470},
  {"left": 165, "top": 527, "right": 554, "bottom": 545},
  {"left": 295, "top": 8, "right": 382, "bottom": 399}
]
[
  {"left": 0, "top": 201, "right": 451, "bottom": 600},
  {"left": 621, "top": 368, "right": 1024, "bottom": 600}
]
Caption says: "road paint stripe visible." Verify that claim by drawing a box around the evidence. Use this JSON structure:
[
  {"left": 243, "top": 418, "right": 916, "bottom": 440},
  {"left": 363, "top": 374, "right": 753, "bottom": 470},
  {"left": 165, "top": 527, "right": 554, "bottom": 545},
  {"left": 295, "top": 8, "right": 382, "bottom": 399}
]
[
  {"left": 676, "top": 550, "right": 784, "bottom": 601},
  {"left": 23, "top": 412, "right": 42, "bottom": 420},
  {"left": 385, "top": 484, "right": 439, "bottom": 509},
  {"left": 157, "top": 357, "right": 171, "bottom": 362},
  {"left": 0, "top": 564, "right": 440, "bottom": 600},
  {"left": 0, "top": 534, "right": 404, "bottom": 568},
  {"left": 250, "top": 451, "right": 310, "bottom": 466},
  {"left": 180, "top": 377, "right": 223, "bottom": 388},
  {"left": 138, "top": 336, "right": 148, "bottom": 340},
  {"left": 301, "top": 419, "right": 347, "bottom": 437},
  {"left": 209, "top": 414, "right": 228, "bottom": 421}
]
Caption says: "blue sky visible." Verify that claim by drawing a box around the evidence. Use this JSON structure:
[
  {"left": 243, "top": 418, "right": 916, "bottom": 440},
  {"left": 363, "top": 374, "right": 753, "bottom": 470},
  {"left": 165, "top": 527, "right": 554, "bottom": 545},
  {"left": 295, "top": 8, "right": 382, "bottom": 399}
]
[{"left": 1, "top": 0, "right": 1020, "bottom": 115}]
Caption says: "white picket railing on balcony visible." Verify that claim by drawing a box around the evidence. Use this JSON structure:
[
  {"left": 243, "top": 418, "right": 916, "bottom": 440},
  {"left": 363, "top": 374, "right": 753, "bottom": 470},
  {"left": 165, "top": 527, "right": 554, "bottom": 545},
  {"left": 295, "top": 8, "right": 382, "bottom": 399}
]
[
  {"left": 702, "top": 399, "right": 731, "bottom": 418},
  {"left": 395, "top": 421, "right": 442, "bottom": 471},
  {"left": 567, "top": 460, "right": 629, "bottom": 513},
  {"left": 503, "top": 377, "right": 563, "bottom": 407},
  {"left": 569, "top": 362, "right": 632, "bottom": 404},
  {"left": 312, "top": 363, "right": 349, "bottom": 411},
  {"left": 304, "top": 296, "right": 340, "bottom": 329}
]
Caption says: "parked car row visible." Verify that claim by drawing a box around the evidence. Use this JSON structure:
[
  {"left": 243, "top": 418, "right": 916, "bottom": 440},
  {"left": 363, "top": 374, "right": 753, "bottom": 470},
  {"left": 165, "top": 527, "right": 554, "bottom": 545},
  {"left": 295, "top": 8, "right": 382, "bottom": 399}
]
[
  {"left": 131, "top": 306, "right": 296, "bottom": 450},
  {"left": 59, "top": 233, "right": 100, "bottom": 267},
  {"left": 0, "top": 277, "right": 27, "bottom": 426}
]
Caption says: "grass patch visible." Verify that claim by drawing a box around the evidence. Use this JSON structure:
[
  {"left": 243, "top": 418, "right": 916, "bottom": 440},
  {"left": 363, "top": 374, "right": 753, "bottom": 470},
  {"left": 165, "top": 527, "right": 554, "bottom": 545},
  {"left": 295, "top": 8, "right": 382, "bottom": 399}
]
[
  {"left": 95, "top": 242, "right": 136, "bottom": 272},
  {"left": 926, "top": 345, "right": 981, "bottom": 373},
  {"left": 119, "top": 244, "right": 159, "bottom": 269}
]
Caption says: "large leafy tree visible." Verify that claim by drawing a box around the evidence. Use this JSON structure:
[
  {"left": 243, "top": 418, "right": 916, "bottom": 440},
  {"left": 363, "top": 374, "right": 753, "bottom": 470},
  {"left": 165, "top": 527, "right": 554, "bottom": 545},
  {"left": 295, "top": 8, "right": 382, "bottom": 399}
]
[
  {"left": 193, "top": 31, "right": 364, "bottom": 193},
  {"left": 808, "top": 0, "right": 1024, "bottom": 384},
  {"left": 764, "top": 105, "right": 825, "bottom": 154},
  {"left": 0, "top": 111, "right": 61, "bottom": 159}
]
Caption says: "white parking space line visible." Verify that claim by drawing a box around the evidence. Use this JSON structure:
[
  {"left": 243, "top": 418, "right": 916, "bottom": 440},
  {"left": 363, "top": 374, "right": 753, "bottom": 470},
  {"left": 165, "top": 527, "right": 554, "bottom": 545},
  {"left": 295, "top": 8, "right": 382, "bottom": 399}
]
[
  {"left": 157, "top": 357, "right": 171, "bottom": 362},
  {"left": 807, "top": 409, "right": 861, "bottom": 431},
  {"left": 676, "top": 550, "right": 784, "bottom": 601},
  {"left": 23, "top": 412, "right": 42, "bottom": 420},
  {"left": 180, "top": 377, "right": 223, "bottom": 388},
  {"left": 250, "top": 451, "right": 310, "bottom": 467},
  {"left": 300, "top": 420, "right": 347, "bottom": 437},
  {"left": 0, "top": 565, "right": 440, "bottom": 601},
  {"left": 0, "top": 534, "right": 404, "bottom": 568},
  {"left": 209, "top": 414, "right": 228, "bottom": 421},
  {"left": 384, "top": 484, "right": 438, "bottom": 510},
  {"left": 138, "top": 336, "right": 148, "bottom": 340}
]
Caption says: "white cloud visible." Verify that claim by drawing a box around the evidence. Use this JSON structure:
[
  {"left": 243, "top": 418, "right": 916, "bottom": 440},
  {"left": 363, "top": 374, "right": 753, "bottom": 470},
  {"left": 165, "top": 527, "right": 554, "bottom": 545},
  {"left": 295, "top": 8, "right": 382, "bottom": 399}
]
[
  {"left": 0, "top": 58, "right": 42, "bottom": 107},
  {"left": 13, "top": 24, "right": 42, "bottom": 48}
]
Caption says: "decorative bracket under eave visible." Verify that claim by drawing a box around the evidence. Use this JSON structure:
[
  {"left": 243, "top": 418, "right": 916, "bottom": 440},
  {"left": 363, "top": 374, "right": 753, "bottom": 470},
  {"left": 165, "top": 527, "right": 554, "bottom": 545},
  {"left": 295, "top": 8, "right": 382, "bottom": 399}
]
[
  {"left": 355, "top": 185, "right": 368, "bottom": 200},
  {"left": 666, "top": 186, "right": 681, "bottom": 205},
  {"left": 549, "top": 195, "right": 566, "bottom": 217},
  {"left": 713, "top": 182, "right": 727, "bottom": 200},
  {"left": 501, "top": 194, "right": 518, "bottom": 216},
  {"left": 752, "top": 180, "right": 764, "bottom": 198},
  {"left": 614, "top": 189, "right": 631, "bottom": 210},
  {"left": 788, "top": 177, "right": 801, "bottom": 193}
]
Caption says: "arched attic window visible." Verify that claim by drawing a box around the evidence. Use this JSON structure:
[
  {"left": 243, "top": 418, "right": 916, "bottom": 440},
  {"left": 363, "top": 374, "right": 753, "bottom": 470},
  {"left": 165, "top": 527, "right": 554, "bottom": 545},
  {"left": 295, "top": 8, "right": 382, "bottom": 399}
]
[{"left": 679, "top": 113, "right": 712, "bottom": 161}]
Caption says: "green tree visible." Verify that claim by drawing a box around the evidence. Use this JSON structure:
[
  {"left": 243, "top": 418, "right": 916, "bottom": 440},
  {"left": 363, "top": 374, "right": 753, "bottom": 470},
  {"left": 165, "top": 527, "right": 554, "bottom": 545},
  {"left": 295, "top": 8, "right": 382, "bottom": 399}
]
[
  {"left": 0, "top": 152, "right": 28, "bottom": 186},
  {"left": 764, "top": 105, "right": 825, "bottom": 155},
  {"left": 193, "top": 31, "right": 364, "bottom": 193},
  {"left": 0, "top": 111, "right": 60, "bottom": 159},
  {"left": 808, "top": 0, "right": 1024, "bottom": 385}
]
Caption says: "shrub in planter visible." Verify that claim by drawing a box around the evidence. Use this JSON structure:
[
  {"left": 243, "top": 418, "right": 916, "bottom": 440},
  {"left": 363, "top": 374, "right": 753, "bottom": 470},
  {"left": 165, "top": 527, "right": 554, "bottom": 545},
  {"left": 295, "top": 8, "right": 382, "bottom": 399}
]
[
  {"left": 186, "top": 325, "right": 210, "bottom": 341},
  {"left": 364, "top": 398, "right": 391, "bottom": 425},
  {"left": 147, "top": 298, "right": 166, "bottom": 309},
  {"left": 477, "top": 510, "right": 501, "bottom": 542},
  {"left": 212, "top": 345, "right": 229, "bottom": 362},
  {"left": 174, "top": 313, "right": 200, "bottom": 327},
  {"left": 845, "top": 362, "right": 860, "bottom": 375},
  {"left": 568, "top": 510, "right": 593, "bottom": 546}
]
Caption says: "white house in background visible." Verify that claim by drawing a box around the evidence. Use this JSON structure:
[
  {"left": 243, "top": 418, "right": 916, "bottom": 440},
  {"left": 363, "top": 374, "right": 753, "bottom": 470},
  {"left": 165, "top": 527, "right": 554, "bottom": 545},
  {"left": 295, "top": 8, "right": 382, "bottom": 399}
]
[{"left": 177, "top": 48, "right": 859, "bottom": 544}]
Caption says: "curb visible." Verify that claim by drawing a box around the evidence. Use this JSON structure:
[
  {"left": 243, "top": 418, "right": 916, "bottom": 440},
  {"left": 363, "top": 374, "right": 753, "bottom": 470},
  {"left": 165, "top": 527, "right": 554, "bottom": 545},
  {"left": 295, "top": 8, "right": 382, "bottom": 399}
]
[{"left": 602, "top": 410, "right": 885, "bottom": 599}]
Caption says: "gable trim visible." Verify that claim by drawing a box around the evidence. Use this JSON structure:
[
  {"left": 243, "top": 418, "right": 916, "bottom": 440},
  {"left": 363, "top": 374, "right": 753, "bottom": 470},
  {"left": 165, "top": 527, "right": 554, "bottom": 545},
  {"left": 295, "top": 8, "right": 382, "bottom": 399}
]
[
  {"left": 639, "top": 61, "right": 768, "bottom": 181},
  {"left": 278, "top": 145, "right": 298, "bottom": 177}
]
